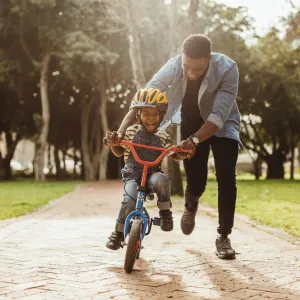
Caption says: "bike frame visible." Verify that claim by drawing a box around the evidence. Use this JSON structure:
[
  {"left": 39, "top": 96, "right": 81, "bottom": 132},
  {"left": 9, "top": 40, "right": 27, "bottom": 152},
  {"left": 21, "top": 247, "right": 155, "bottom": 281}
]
[{"left": 120, "top": 141, "right": 191, "bottom": 240}]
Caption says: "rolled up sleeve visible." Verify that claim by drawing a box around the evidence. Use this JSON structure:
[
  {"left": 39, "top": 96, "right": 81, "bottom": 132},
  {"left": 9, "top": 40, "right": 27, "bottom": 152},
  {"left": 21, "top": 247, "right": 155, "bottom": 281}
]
[{"left": 207, "top": 63, "right": 239, "bottom": 129}]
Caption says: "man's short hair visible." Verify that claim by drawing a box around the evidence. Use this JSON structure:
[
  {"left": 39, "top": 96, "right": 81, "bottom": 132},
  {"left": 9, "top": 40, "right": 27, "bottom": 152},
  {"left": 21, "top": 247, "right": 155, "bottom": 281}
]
[{"left": 182, "top": 34, "right": 212, "bottom": 58}]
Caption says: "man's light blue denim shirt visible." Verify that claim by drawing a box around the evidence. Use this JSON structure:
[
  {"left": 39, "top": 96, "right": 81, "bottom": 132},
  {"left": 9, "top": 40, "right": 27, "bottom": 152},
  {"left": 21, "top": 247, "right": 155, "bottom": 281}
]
[{"left": 142, "top": 53, "right": 241, "bottom": 144}]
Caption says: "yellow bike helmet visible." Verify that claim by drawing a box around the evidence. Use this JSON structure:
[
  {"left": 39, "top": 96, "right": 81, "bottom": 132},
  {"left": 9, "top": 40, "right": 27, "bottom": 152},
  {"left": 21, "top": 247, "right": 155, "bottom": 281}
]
[{"left": 131, "top": 88, "right": 168, "bottom": 119}]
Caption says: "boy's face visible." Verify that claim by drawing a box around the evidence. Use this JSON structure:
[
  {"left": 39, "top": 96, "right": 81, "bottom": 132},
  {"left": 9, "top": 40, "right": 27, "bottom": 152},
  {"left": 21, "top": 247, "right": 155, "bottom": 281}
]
[{"left": 140, "top": 107, "right": 160, "bottom": 132}]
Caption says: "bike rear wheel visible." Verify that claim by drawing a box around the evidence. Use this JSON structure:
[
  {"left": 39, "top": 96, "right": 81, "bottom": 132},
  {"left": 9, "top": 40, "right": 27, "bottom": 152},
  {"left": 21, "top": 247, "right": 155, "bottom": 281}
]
[{"left": 124, "top": 219, "right": 142, "bottom": 273}]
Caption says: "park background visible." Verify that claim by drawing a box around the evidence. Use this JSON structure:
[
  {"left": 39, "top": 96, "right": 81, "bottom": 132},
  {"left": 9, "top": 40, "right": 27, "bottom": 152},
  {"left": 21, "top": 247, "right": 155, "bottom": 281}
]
[{"left": 0, "top": 0, "right": 299, "bottom": 237}]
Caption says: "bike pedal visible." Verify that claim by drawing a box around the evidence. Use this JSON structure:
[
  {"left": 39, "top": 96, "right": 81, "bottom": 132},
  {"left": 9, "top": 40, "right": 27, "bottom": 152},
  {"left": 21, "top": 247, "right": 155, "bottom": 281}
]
[{"left": 152, "top": 217, "right": 161, "bottom": 226}]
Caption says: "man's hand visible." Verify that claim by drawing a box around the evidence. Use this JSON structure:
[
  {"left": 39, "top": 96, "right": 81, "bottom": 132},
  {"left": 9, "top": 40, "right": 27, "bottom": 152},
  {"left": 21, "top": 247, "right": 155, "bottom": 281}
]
[
  {"left": 178, "top": 139, "right": 196, "bottom": 159},
  {"left": 105, "top": 131, "right": 123, "bottom": 146}
]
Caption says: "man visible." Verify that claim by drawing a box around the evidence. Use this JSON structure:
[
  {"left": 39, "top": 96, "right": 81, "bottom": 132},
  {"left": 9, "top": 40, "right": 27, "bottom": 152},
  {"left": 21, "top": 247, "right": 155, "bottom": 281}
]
[{"left": 115, "top": 34, "right": 241, "bottom": 259}]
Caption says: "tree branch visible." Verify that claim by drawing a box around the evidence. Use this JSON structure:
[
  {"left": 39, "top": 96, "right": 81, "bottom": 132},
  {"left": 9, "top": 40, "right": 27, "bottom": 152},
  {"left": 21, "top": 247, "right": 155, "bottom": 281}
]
[
  {"left": 20, "top": 18, "right": 41, "bottom": 68},
  {"left": 248, "top": 121, "right": 270, "bottom": 156}
]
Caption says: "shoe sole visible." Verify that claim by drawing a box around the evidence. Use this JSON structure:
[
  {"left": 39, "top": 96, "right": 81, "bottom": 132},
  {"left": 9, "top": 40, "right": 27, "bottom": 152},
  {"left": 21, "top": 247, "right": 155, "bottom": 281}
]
[
  {"left": 106, "top": 242, "right": 123, "bottom": 251},
  {"left": 215, "top": 251, "right": 236, "bottom": 260},
  {"left": 106, "top": 245, "right": 120, "bottom": 250},
  {"left": 161, "top": 227, "right": 174, "bottom": 232}
]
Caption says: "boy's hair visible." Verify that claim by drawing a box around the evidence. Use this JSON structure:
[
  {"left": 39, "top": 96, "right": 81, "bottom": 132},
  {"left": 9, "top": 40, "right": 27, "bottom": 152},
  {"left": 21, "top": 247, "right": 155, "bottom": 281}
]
[{"left": 182, "top": 34, "right": 212, "bottom": 58}]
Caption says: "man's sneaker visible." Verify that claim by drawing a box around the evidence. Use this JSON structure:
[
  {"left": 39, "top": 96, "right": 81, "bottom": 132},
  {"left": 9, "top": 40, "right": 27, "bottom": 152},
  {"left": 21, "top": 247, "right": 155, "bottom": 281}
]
[
  {"left": 159, "top": 209, "right": 173, "bottom": 231},
  {"left": 180, "top": 208, "right": 196, "bottom": 235},
  {"left": 215, "top": 234, "right": 236, "bottom": 259},
  {"left": 106, "top": 231, "right": 124, "bottom": 250}
]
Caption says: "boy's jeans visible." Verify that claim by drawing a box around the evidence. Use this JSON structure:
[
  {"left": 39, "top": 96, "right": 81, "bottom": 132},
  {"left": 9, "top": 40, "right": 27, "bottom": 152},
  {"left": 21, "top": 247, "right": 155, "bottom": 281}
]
[{"left": 116, "top": 172, "right": 171, "bottom": 232}]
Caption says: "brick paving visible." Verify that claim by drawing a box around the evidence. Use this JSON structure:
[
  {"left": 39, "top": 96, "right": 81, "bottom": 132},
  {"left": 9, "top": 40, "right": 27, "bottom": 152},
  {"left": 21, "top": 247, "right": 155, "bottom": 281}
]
[{"left": 0, "top": 181, "right": 299, "bottom": 299}]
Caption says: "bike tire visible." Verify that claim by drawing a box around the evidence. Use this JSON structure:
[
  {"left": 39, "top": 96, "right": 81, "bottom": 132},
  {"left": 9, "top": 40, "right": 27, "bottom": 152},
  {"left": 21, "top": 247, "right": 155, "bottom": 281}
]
[{"left": 124, "top": 219, "right": 142, "bottom": 273}]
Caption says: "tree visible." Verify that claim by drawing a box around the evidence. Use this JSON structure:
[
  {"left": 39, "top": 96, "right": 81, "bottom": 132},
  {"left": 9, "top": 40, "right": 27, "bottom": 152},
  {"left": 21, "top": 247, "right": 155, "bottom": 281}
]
[
  {"left": 238, "top": 31, "right": 300, "bottom": 179},
  {"left": 166, "top": 0, "right": 185, "bottom": 197},
  {"left": 0, "top": 0, "right": 38, "bottom": 179}
]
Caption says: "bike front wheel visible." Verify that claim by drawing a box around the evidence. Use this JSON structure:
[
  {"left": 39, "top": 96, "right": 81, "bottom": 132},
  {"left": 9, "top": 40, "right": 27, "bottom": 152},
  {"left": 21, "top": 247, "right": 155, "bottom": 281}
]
[{"left": 124, "top": 218, "right": 142, "bottom": 273}]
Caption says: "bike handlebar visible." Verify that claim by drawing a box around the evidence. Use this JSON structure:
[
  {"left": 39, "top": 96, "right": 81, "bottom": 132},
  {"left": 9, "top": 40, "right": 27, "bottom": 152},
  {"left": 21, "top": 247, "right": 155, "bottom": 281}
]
[{"left": 103, "top": 138, "right": 192, "bottom": 167}]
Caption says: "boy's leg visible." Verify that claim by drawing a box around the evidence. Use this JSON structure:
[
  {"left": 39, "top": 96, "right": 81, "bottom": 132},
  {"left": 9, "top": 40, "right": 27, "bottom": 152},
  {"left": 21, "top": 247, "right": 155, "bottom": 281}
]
[
  {"left": 148, "top": 172, "right": 173, "bottom": 231},
  {"left": 181, "top": 139, "right": 210, "bottom": 235},
  {"left": 106, "top": 180, "right": 138, "bottom": 250},
  {"left": 116, "top": 179, "right": 138, "bottom": 232}
]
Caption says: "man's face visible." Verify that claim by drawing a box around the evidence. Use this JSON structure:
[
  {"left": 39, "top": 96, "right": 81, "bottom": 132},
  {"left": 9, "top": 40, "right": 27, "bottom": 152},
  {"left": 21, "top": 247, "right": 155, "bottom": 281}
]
[
  {"left": 140, "top": 107, "right": 160, "bottom": 132},
  {"left": 182, "top": 54, "right": 211, "bottom": 81}
]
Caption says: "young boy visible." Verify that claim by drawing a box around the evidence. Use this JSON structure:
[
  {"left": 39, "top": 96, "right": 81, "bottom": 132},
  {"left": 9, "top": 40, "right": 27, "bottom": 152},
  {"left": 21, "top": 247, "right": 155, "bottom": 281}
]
[{"left": 106, "top": 88, "right": 186, "bottom": 250}]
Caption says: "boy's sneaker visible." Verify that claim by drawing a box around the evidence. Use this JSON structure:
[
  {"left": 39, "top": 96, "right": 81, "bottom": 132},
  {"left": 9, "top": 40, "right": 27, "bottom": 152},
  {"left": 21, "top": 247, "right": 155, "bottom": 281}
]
[
  {"left": 106, "top": 231, "right": 124, "bottom": 250},
  {"left": 215, "top": 234, "right": 236, "bottom": 259},
  {"left": 159, "top": 209, "right": 173, "bottom": 231}
]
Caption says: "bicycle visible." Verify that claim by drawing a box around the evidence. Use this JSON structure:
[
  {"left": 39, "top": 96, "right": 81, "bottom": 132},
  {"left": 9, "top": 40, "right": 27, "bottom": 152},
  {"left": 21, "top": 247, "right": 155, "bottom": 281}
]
[{"left": 104, "top": 138, "right": 192, "bottom": 273}]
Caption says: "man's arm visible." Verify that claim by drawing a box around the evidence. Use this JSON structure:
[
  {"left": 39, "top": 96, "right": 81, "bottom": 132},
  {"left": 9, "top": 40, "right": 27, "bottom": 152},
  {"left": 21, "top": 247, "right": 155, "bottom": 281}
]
[
  {"left": 117, "top": 108, "right": 138, "bottom": 139},
  {"left": 206, "top": 63, "right": 239, "bottom": 130},
  {"left": 194, "top": 120, "right": 218, "bottom": 143},
  {"left": 117, "top": 57, "right": 177, "bottom": 139},
  {"left": 179, "top": 63, "right": 239, "bottom": 155}
]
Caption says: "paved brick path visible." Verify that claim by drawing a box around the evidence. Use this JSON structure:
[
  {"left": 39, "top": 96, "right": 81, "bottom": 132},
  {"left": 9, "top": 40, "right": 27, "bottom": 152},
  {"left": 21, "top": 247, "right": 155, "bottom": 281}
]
[{"left": 0, "top": 181, "right": 299, "bottom": 299}]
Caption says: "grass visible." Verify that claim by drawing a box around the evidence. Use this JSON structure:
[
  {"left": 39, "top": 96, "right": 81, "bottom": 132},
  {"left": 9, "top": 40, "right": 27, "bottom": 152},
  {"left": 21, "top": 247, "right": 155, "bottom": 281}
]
[
  {"left": 192, "top": 179, "right": 300, "bottom": 237},
  {"left": 0, "top": 180, "right": 79, "bottom": 220},
  {"left": 147, "top": 176, "right": 300, "bottom": 237}
]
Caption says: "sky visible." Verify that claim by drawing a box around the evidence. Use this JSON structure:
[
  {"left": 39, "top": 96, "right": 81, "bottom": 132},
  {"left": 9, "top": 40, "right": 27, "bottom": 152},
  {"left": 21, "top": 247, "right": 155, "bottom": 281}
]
[
  {"left": 165, "top": 0, "right": 300, "bottom": 37},
  {"left": 216, "top": 0, "right": 300, "bottom": 35}
]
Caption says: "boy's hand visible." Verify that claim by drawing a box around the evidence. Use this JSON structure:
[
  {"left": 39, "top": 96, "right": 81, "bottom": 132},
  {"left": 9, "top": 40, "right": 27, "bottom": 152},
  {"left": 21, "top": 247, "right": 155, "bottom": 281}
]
[
  {"left": 178, "top": 139, "right": 196, "bottom": 159},
  {"left": 105, "top": 131, "right": 123, "bottom": 146}
]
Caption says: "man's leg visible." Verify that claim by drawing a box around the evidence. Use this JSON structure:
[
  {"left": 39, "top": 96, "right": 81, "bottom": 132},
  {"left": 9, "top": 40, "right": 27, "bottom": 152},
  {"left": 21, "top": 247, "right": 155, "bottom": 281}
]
[
  {"left": 106, "top": 180, "right": 138, "bottom": 250},
  {"left": 148, "top": 172, "right": 173, "bottom": 231},
  {"left": 181, "top": 139, "right": 210, "bottom": 235},
  {"left": 211, "top": 137, "right": 238, "bottom": 259}
]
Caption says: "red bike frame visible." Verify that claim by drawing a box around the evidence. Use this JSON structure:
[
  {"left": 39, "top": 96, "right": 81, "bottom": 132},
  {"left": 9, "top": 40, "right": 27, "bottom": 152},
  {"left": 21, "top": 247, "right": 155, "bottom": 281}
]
[{"left": 118, "top": 140, "right": 192, "bottom": 187}]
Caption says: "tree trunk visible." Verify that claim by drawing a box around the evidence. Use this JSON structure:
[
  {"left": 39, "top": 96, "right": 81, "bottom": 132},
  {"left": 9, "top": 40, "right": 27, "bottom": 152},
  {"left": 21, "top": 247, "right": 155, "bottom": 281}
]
[
  {"left": 167, "top": 126, "right": 183, "bottom": 196},
  {"left": 34, "top": 54, "right": 51, "bottom": 181},
  {"left": 165, "top": 0, "right": 184, "bottom": 196},
  {"left": 187, "top": 0, "right": 199, "bottom": 34},
  {"left": 0, "top": 158, "right": 12, "bottom": 180},
  {"left": 62, "top": 150, "right": 67, "bottom": 176},
  {"left": 54, "top": 146, "right": 61, "bottom": 179},
  {"left": 73, "top": 152, "right": 78, "bottom": 178},
  {"left": 79, "top": 148, "right": 84, "bottom": 179},
  {"left": 125, "top": 0, "right": 146, "bottom": 89},
  {"left": 99, "top": 65, "right": 111, "bottom": 181},
  {"left": 0, "top": 131, "right": 21, "bottom": 180},
  {"left": 169, "top": 0, "right": 180, "bottom": 56},
  {"left": 253, "top": 157, "right": 262, "bottom": 180},
  {"left": 290, "top": 151, "right": 295, "bottom": 180},
  {"left": 47, "top": 144, "right": 54, "bottom": 175},
  {"left": 81, "top": 99, "right": 94, "bottom": 180},
  {"left": 98, "top": 97, "right": 110, "bottom": 180},
  {"left": 0, "top": 159, "right": 5, "bottom": 181},
  {"left": 290, "top": 138, "right": 296, "bottom": 180},
  {"left": 80, "top": 95, "right": 100, "bottom": 181},
  {"left": 266, "top": 150, "right": 285, "bottom": 179}
]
